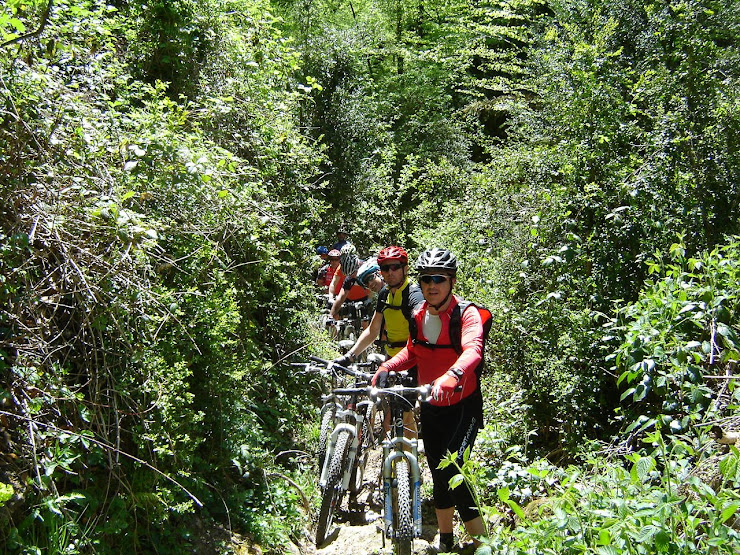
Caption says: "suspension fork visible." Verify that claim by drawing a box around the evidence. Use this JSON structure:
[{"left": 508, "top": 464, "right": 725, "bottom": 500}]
[
  {"left": 381, "top": 436, "right": 422, "bottom": 538},
  {"left": 318, "top": 414, "right": 363, "bottom": 490}
]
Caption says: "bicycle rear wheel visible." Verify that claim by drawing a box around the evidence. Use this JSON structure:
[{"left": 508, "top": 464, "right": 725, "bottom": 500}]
[{"left": 393, "top": 458, "right": 413, "bottom": 555}]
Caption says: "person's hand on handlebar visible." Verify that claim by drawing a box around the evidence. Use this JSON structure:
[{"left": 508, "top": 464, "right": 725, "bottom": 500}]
[
  {"left": 431, "top": 370, "right": 459, "bottom": 401},
  {"left": 333, "top": 352, "right": 355, "bottom": 367},
  {"left": 372, "top": 365, "right": 389, "bottom": 388}
]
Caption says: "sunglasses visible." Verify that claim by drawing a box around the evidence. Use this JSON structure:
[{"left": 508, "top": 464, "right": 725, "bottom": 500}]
[
  {"left": 329, "top": 257, "right": 340, "bottom": 261},
  {"left": 420, "top": 274, "right": 450, "bottom": 284},
  {"left": 358, "top": 272, "right": 378, "bottom": 288},
  {"left": 379, "top": 263, "right": 405, "bottom": 272}
]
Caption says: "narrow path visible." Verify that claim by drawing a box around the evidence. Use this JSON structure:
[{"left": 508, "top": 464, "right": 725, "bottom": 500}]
[{"left": 308, "top": 445, "right": 440, "bottom": 555}]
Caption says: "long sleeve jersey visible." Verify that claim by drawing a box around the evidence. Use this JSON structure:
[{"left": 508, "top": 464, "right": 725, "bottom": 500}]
[{"left": 380, "top": 295, "right": 483, "bottom": 406}]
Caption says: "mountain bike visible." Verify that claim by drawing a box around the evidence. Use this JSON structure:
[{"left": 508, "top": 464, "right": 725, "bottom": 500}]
[
  {"left": 308, "top": 356, "right": 377, "bottom": 547},
  {"left": 325, "top": 316, "right": 359, "bottom": 342},
  {"left": 344, "top": 299, "right": 373, "bottom": 332},
  {"left": 371, "top": 372, "right": 432, "bottom": 555}
]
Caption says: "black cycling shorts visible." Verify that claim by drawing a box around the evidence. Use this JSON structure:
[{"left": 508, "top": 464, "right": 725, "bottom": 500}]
[{"left": 420, "top": 391, "right": 483, "bottom": 522}]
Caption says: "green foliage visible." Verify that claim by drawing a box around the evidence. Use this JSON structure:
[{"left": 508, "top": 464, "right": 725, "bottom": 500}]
[
  {"left": 2, "top": 0, "right": 740, "bottom": 551},
  {"left": 454, "top": 441, "right": 740, "bottom": 554},
  {"left": 614, "top": 237, "right": 740, "bottom": 437},
  {"left": 1, "top": 0, "right": 326, "bottom": 551}
]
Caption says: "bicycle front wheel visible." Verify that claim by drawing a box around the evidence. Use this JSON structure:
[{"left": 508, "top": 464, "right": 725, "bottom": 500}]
[
  {"left": 316, "top": 430, "right": 351, "bottom": 546},
  {"left": 393, "top": 458, "right": 413, "bottom": 555},
  {"left": 316, "top": 485, "right": 339, "bottom": 547},
  {"left": 317, "top": 405, "right": 335, "bottom": 469}
]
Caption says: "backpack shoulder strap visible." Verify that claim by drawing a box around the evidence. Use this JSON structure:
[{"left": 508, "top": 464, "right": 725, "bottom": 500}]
[
  {"left": 404, "top": 283, "right": 424, "bottom": 323},
  {"left": 408, "top": 306, "right": 418, "bottom": 344},
  {"left": 400, "top": 283, "right": 410, "bottom": 321},
  {"left": 448, "top": 301, "right": 470, "bottom": 355},
  {"left": 376, "top": 286, "right": 390, "bottom": 311}
]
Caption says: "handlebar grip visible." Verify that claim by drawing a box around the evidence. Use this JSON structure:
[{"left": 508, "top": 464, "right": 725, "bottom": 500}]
[{"left": 332, "top": 387, "right": 372, "bottom": 396}]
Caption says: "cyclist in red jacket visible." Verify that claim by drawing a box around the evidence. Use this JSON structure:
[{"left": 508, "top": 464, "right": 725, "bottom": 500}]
[{"left": 372, "top": 247, "right": 486, "bottom": 552}]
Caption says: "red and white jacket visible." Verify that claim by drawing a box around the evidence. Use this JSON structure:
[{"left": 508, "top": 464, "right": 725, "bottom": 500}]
[{"left": 380, "top": 295, "right": 483, "bottom": 406}]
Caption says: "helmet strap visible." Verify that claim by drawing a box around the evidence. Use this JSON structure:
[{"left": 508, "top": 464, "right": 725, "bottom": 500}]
[{"left": 429, "top": 289, "right": 453, "bottom": 312}]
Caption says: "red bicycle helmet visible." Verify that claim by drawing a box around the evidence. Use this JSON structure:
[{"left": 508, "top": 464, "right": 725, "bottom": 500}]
[{"left": 377, "top": 245, "right": 408, "bottom": 265}]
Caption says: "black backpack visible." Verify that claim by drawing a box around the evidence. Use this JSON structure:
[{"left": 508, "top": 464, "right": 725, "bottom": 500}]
[{"left": 409, "top": 300, "right": 493, "bottom": 379}]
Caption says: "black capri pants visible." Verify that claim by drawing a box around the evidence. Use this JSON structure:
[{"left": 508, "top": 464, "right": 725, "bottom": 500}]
[{"left": 420, "top": 390, "right": 483, "bottom": 522}]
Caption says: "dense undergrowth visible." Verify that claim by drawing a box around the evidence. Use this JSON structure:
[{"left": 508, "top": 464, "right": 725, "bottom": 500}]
[{"left": 2, "top": 0, "right": 739, "bottom": 552}]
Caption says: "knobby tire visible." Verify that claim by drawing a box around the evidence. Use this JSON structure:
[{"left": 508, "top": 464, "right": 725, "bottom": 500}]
[
  {"left": 317, "top": 406, "right": 335, "bottom": 469},
  {"left": 316, "top": 486, "right": 338, "bottom": 547},
  {"left": 350, "top": 403, "right": 376, "bottom": 494},
  {"left": 315, "top": 430, "right": 351, "bottom": 547},
  {"left": 393, "top": 458, "right": 413, "bottom": 555}
]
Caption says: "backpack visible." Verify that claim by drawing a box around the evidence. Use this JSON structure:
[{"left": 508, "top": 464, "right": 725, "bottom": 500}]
[
  {"left": 410, "top": 299, "right": 493, "bottom": 379},
  {"left": 376, "top": 283, "right": 423, "bottom": 348}
]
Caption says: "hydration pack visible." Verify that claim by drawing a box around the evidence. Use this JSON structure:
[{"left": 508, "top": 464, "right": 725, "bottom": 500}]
[
  {"left": 409, "top": 300, "right": 493, "bottom": 378},
  {"left": 376, "top": 283, "right": 423, "bottom": 349}
]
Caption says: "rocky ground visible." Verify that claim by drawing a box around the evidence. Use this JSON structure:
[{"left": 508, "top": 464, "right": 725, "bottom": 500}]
[
  {"left": 221, "top": 436, "right": 479, "bottom": 554},
  {"left": 309, "top": 446, "right": 440, "bottom": 555}
]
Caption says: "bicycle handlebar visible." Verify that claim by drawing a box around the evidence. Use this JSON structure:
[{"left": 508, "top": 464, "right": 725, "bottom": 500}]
[
  {"left": 370, "top": 384, "right": 433, "bottom": 403},
  {"left": 329, "top": 384, "right": 432, "bottom": 402},
  {"left": 309, "top": 356, "right": 375, "bottom": 382},
  {"left": 332, "top": 387, "right": 373, "bottom": 396}
]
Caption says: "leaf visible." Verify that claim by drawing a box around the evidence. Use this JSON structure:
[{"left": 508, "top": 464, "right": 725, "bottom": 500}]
[
  {"left": 0, "top": 482, "right": 13, "bottom": 505},
  {"left": 717, "top": 323, "right": 737, "bottom": 346},
  {"left": 655, "top": 529, "right": 671, "bottom": 551},
  {"left": 720, "top": 501, "right": 740, "bottom": 523},
  {"left": 123, "top": 161, "right": 138, "bottom": 172},
  {"left": 506, "top": 499, "right": 526, "bottom": 521},
  {"left": 449, "top": 474, "right": 464, "bottom": 490},
  {"left": 630, "top": 456, "right": 655, "bottom": 483},
  {"left": 633, "top": 383, "right": 648, "bottom": 402},
  {"left": 9, "top": 18, "right": 26, "bottom": 33},
  {"left": 719, "top": 452, "right": 739, "bottom": 480},
  {"left": 497, "top": 487, "right": 510, "bottom": 502},
  {"left": 635, "top": 524, "right": 659, "bottom": 543}
]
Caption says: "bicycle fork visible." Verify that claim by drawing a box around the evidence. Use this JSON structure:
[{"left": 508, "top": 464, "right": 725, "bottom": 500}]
[
  {"left": 318, "top": 413, "right": 364, "bottom": 490},
  {"left": 381, "top": 438, "right": 423, "bottom": 539}
]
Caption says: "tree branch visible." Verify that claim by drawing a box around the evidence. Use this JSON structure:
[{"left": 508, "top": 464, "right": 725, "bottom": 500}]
[{"left": 1, "top": 0, "right": 54, "bottom": 49}]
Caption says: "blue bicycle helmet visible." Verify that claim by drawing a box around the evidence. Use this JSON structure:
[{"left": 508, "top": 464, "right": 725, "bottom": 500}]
[
  {"left": 316, "top": 245, "right": 329, "bottom": 255},
  {"left": 357, "top": 258, "right": 380, "bottom": 288}
]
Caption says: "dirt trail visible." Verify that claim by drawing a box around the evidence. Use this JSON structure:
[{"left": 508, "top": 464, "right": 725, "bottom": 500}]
[{"left": 305, "top": 443, "right": 441, "bottom": 555}]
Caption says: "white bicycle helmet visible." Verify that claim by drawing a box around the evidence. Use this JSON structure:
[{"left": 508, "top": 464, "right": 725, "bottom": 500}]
[
  {"left": 340, "top": 244, "right": 359, "bottom": 276},
  {"left": 416, "top": 248, "right": 457, "bottom": 274}
]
